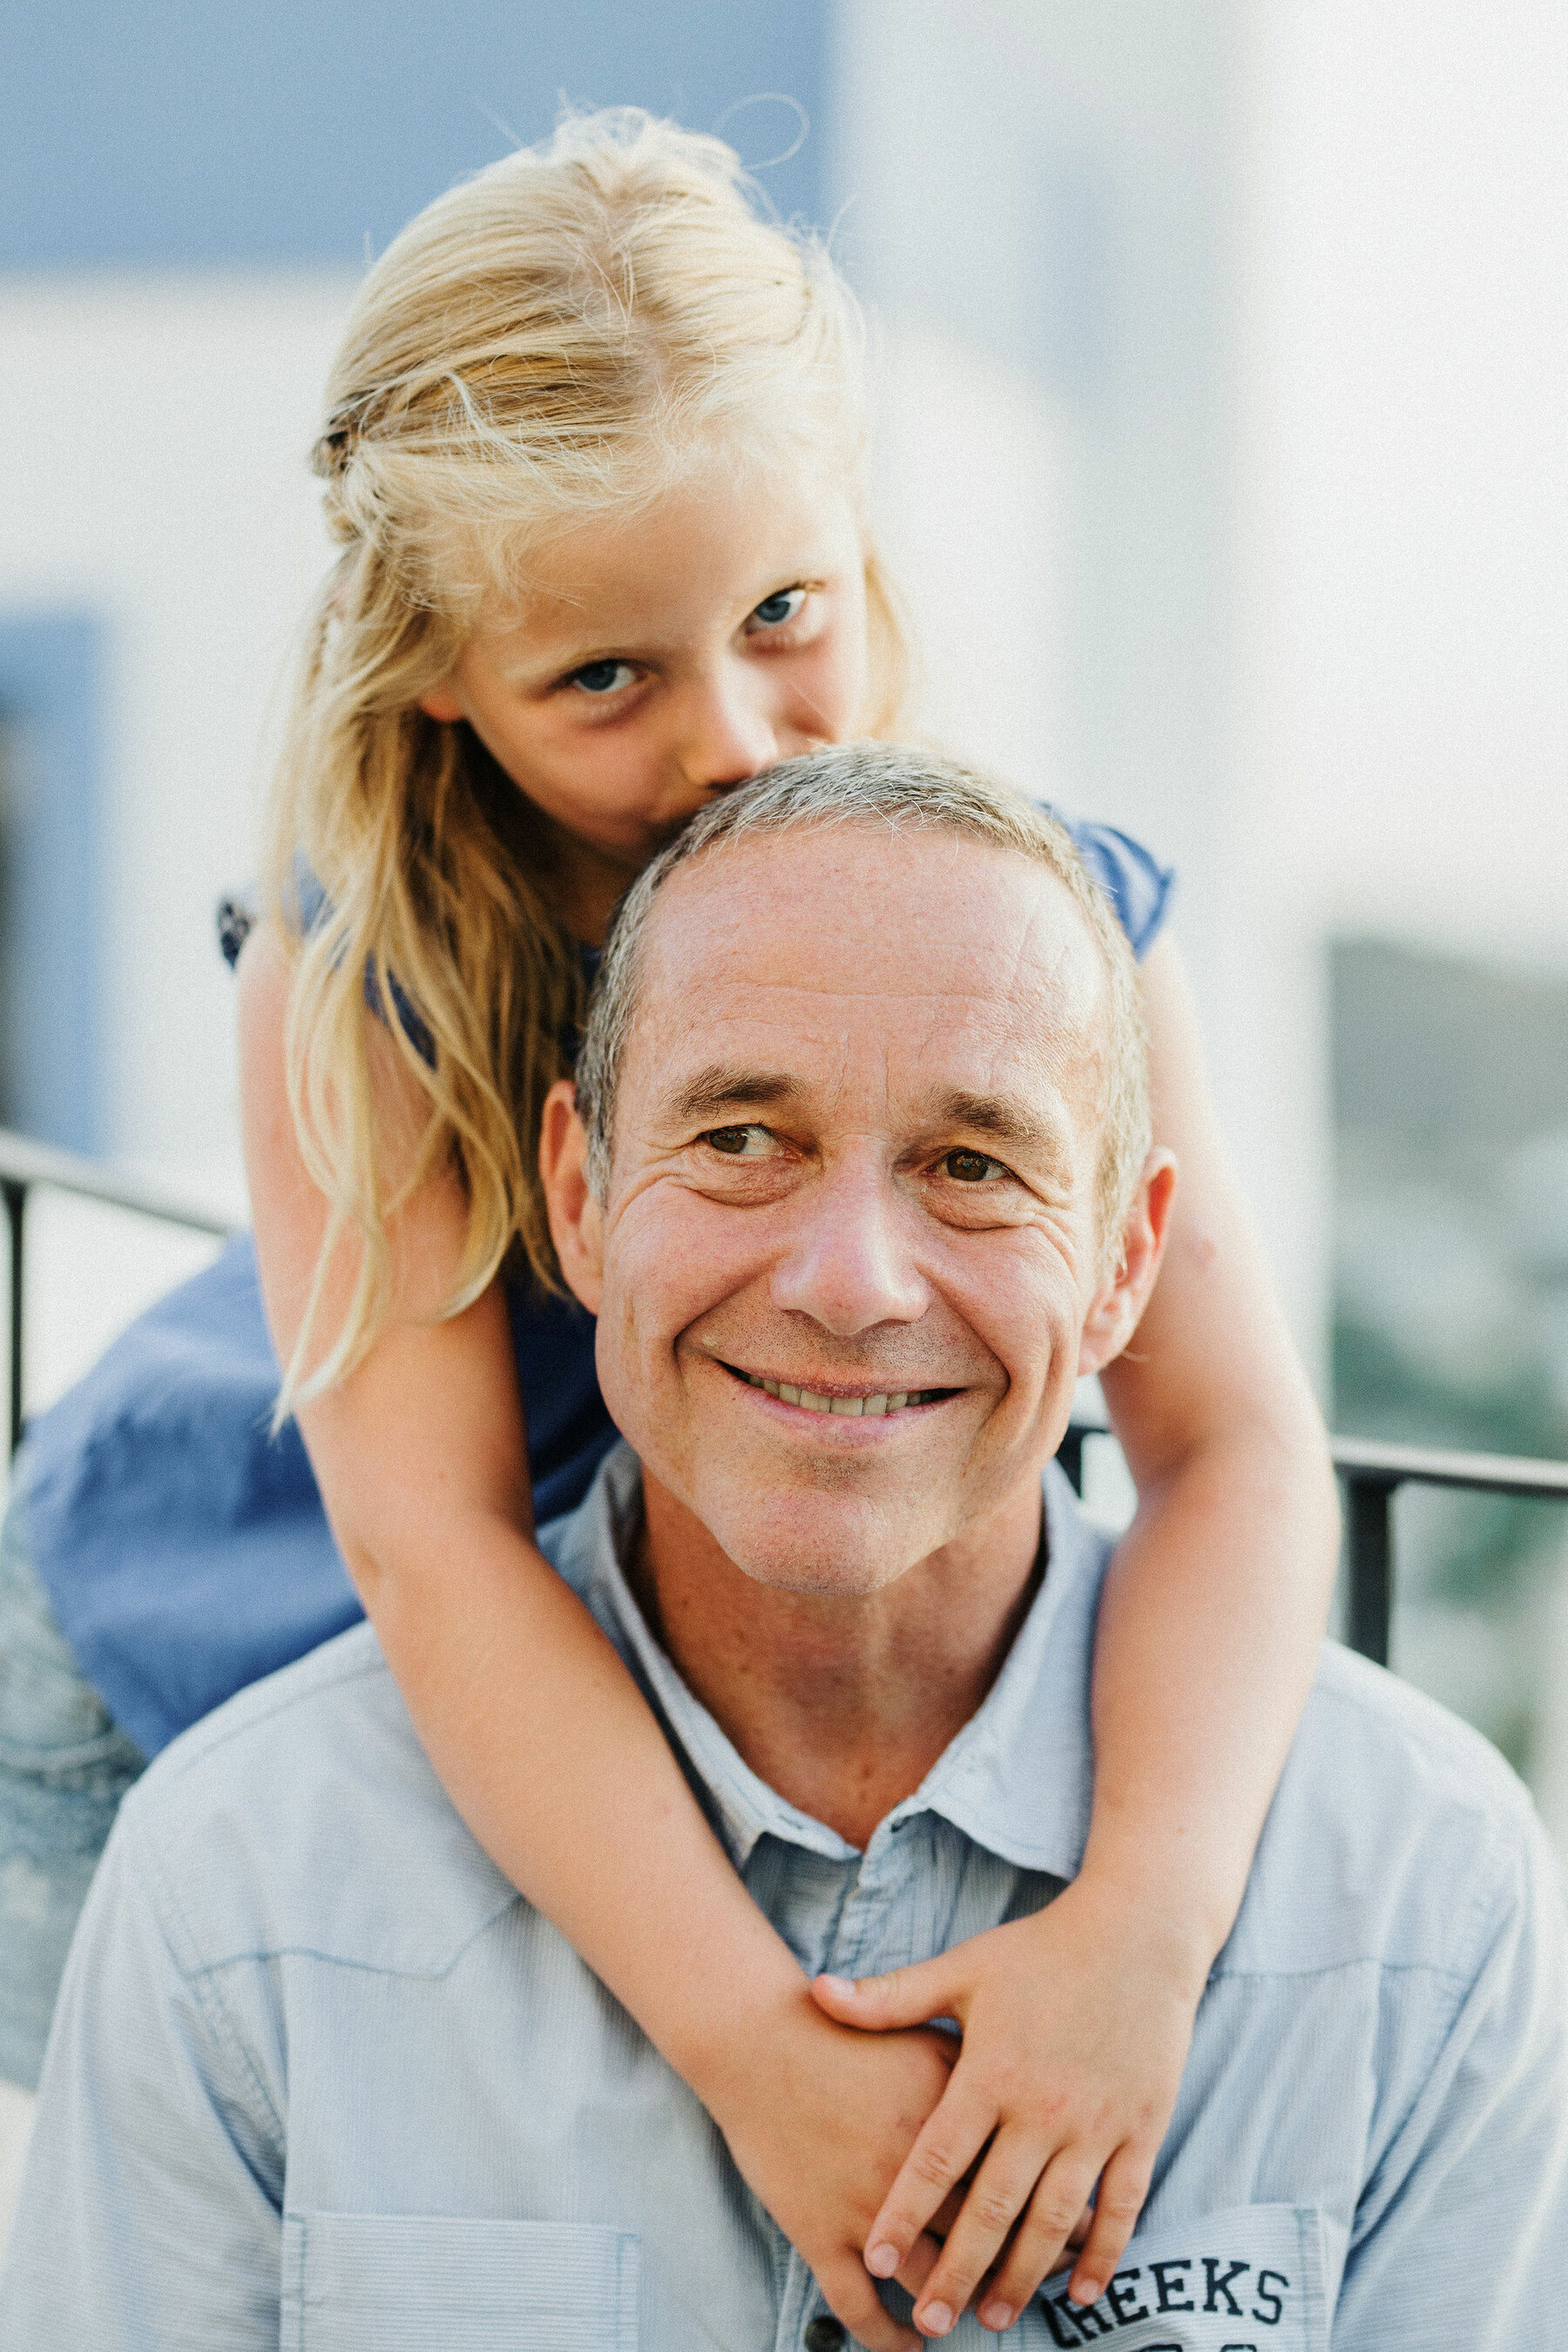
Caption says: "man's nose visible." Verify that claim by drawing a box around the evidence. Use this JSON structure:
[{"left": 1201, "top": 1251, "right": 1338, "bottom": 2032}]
[
  {"left": 673, "top": 665, "right": 780, "bottom": 792},
  {"left": 768, "top": 1156, "right": 930, "bottom": 1335}
]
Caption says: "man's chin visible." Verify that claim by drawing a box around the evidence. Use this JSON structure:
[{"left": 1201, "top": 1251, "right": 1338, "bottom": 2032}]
[{"left": 691, "top": 1483, "right": 946, "bottom": 1599}]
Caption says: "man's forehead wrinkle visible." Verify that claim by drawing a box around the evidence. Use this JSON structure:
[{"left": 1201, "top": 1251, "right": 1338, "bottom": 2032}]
[
  {"left": 694, "top": 890, "right": 1097, "bottom": 1023},
  {"left": 668, "top": 977, "right": 1044, "bottom": 1011},
  {"left": 992, "top": 886, "right": 1112, "bottom": 1125},
  {"left": 1009, "top": 884, "right": 1105, "bottom": 1031},
  {"left": 644, "top": 991, "right": 1040, "bottom": 1085},
  {"left": 632, "top": 984, "right": 1086, "bottom": 1137},
  {"left": 639, "top": 955, "right": 1065, "bottom": 1036}
]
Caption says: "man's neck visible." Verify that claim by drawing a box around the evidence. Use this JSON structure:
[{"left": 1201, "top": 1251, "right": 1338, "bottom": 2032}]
[{"left": 628, "top": 1476, "right": 1046, "bottom": 1851}]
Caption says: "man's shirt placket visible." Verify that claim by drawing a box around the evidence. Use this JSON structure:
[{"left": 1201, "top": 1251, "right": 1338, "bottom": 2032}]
[{"left": 764, "top": 1821, "right": 941, "bottom": 2352}]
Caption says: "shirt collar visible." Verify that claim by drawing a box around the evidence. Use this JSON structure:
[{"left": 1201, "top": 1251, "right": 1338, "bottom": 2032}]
[{"left": 543, "top": 1443, "right": 1112, "bottom": 1884}]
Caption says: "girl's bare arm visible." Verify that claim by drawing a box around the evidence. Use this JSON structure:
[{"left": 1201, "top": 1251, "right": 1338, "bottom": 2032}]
[
  {"left": 238, "top": 919, "right": 947, "bottom": 2352},
  {"left": 1088, "top": 933, "right": 1339, "bottom": 1959},
  {"left": 812, "top": 933, "right": 1340, "bottom": 2332}
]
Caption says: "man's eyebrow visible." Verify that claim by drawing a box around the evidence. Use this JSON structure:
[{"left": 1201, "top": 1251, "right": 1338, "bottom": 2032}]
[
  {"left": 929, "top": 1089, "right": 1063, "bottom": 1158},
  {"left": 665, "top": 1066, "right": 799, "bottom": 1125}
]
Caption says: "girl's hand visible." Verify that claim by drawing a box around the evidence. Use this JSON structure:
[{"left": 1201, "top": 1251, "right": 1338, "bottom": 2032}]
[
  {"left": 701, "top": 1990, "right": 962, "bottom": 2352},
  {"left": 808, "top": 1876, "right": 1209, "bottom": 2335}
]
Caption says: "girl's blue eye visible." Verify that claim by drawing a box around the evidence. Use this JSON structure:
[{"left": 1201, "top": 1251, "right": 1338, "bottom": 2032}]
[
  {"left": 749, "top": 587, "right": 806, "bottom": 630},
  {"left": 571, "top": 659, "right": 635, "bottom": 695}
]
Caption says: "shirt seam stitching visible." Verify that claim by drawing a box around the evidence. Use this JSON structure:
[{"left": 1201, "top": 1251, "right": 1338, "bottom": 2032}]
[{"left": 130, "top": 1812, "right": 288, "bottom": 2151}]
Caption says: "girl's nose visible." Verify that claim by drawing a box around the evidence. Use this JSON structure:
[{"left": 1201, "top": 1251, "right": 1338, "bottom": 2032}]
[
  {"left": 675, "top": 668, "right": 780, "bottom": 791},
  {"left": 769, "top": 1160, "right": 930, "bottom": 1336}
]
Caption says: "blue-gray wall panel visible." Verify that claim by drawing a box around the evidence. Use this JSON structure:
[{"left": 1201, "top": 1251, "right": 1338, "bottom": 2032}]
[
  {"left": 3, "top": 2, "right": 829, "bottom": 268},
  {"left": 0, "top": 616, "right": 104, "bottom": 1152}
]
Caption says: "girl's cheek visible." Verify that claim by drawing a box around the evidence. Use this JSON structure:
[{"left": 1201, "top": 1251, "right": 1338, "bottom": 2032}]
[
  {"left": 783, "top": 629, "right": 859, "bottom": 730},
  {"left": 822, "top": 645, "right": 868, "bottom": 734}
]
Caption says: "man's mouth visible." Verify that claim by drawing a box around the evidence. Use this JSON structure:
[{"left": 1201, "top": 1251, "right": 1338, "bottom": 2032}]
[{"left": 727, "top": 1366, "right": 954, "bottom": 1417}]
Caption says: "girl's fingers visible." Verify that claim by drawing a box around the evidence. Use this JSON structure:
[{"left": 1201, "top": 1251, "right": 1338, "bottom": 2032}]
[
  {"left": 1065, "top": 2146, "right": 1153, "bottom": 2307},
  {"left": 927, "top": 2186, "right": 967, "bottom": 2239},
  {"left": 963, "top": 2149, "right": 1100, "bottom": 2335},
  {"left": 820, "top": 2253, "right": 921, "bottom": 2352},
  {"left": 909, "top": 2132, "right": 1074, "bottom": 2339},
  {"left": 810, "top": 1957, "right": 959, "bottom": 2034},
  {"left": 862, "top": 2080, "right": 997, "bottom": 2275},
  {"left": 893, "top": 2229, "right": 945, "bottom": 2301}
]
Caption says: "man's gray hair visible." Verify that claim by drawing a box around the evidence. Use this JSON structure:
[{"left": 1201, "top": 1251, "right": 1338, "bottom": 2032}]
[{"left": 575, "top": 743, "right": 1152, "bottom": 1254}]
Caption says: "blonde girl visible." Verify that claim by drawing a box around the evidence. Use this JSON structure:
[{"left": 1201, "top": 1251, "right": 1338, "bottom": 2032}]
[{"left": 5, "top": 110, "right": 1337, "bottom": 2346}]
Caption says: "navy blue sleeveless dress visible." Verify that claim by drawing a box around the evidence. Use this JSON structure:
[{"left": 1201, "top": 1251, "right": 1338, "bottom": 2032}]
[{"left": 13, "top": 814, "right": 1173, "bottom": 1758}]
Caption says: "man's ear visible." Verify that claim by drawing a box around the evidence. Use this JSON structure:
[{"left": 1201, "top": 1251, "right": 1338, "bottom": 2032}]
[
  {"left": 1078, "top": 1149, "right": 1179, "bottom": 1377},
  {"left": 538, "top": 1079, "right": 605, "bottom": 1315}
]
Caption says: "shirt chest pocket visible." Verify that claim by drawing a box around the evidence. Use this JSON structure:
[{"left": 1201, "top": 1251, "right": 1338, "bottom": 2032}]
[
  {"left": 1017, "top": 2205, "right": 1330, "bottom": 2352},
  {"left": 280, "top": 2211, "right": 640, "bottom": 2351}
]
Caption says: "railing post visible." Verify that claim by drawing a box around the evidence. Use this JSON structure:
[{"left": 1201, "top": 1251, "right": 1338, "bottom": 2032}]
[
  {"left": 3, "top": 1177, "right": 24, "bottom": 1459},
  {"left": 1345, "top": 1474, "right": 1398, "bottom": 1668}
]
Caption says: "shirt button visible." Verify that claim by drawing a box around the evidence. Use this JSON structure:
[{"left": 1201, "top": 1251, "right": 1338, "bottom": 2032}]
[{"left": 804, "top": 2319, "right": 848, "bottom": 2352}]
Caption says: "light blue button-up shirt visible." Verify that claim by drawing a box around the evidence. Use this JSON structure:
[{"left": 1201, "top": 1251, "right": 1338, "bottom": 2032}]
[{"left": 4, "top": 1445, "right": 1565, "bottom": 2349}]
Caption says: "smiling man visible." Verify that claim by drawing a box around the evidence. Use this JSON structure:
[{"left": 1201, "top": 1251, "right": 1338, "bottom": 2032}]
[
  {"left": 543, "top": 754, "right": 1169, "bottom": 1874},
  {"left": 3, "top": 749, "right": 1565, "bottom": 2351}
]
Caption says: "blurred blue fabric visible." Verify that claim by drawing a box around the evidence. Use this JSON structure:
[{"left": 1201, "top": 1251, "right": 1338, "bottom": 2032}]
[{"left": 16, "top": 1239, "right": 612, "bottom": 1761}]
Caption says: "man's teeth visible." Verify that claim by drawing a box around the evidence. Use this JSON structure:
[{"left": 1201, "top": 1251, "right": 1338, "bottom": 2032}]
[{"left": 739, "top": 1372, "right": 940, "bottom": 1415}]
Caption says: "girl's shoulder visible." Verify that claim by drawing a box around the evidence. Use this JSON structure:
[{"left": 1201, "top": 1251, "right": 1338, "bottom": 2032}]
[
  {"left": 218, "top": 865, "right": 328, "bottom": 969},
  {"left": 217, "top": 865, "right": 319, "bottom": 972},
  {"left": 1040, "top": 805, "right": 1175, "bottom": 963},
  {"left": 218, "top": 867, "right": 441, "bottom": 1063}
]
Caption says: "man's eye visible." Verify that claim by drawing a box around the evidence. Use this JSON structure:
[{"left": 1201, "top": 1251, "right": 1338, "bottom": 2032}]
[
  {"left": 747, "top": 587, "right": 807, "bottom": 631},
  {"left": 943, "top": 1149, "right": 1005, "bottom": 1184},
  {"left": 569, "top": 659, "right": 637, "bottom": 696},
  {"left": 703, "top": 1125, "right": 775, "bottom": 1158}
]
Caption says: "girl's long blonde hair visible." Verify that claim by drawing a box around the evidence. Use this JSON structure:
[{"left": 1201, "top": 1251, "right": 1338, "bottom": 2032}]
[{"left": 269, "top": 107, "right": 911, "bottom": 1405}]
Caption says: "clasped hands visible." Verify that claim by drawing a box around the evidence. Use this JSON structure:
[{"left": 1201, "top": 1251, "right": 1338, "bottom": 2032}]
[{"left": 705, "top": 1882, "right": 1205, "bottom": 2350}]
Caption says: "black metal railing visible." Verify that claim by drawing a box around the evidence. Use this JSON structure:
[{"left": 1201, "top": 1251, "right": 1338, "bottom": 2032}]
[
  {"left": 5, "top": 1126, "right": 1567, "bottom": 1674},
  {"left": 1052, "top": 1428, "right": 1568, "bottom": 1670},
  {"left": 1328, "top": 1434, "right": 1568, "bottom": 1666},
  {"left": 1, "top": 1126, "right": 239, "bottom": 1458}
]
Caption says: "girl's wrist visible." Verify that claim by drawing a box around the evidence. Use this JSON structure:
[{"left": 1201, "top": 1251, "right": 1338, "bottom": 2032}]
[
  {"left": 1055, "top": 1856, "right": 1227, "bottom": 2002},
  {"left": 674, "top": 1978, "right": 820, "bottom": 2124},
  {"left": 651, "top": 1939, "right": 811, "bottom": 2112}
]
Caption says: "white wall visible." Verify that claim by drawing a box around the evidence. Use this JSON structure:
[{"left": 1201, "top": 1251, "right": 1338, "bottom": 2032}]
[
  {"left": 0, "top": 274, "right": 356, "bottom": 1199},
  {"left": 1240, "top": 0, "right": 1568, "bottom": 975}
]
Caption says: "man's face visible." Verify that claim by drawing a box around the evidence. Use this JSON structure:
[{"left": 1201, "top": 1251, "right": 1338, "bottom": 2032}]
[{"left": 557, "top": 826, "right": 1152, "bottom": 1596}]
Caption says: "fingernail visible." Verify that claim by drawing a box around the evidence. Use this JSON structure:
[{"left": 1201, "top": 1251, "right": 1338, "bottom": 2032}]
[
  {"left": 865, "top": 2240, "right": 899, "bottom": 2279},
  {"left": 979, "top": 2300, "right": 1015, "bottom": 2331},
  {"left": 1068, "top": 2281, "right": 1104, "bottom": 2309},
  {"left": 815, "top": 1973, "right": 855, "bottom": 1996},
  {"left": 920, "top": 2302, "right": 954, "bottom": 2337}
]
